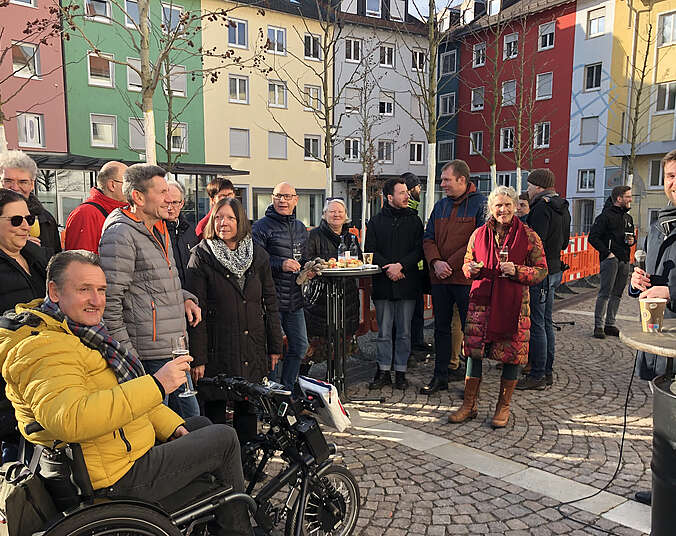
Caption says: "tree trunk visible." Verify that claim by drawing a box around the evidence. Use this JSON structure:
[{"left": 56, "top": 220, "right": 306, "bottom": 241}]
[
  {"left": 139, "top": 0, "right": 156, "bottom": 164},
  {"left": 425, "top": 142, "right": 436, "bottom": 221},
  {"left": 0, "top": 123, "right": 7, "bottom": 154},
  {"left": 143, "top": 100, "right": 157, "bottom": 165},
  {"left": 516, "top": 166, "right": 522, "bottom": 193},
  {"left": 490, "top": 163, "right": 497, "bottom": 189},
  {"left": 361, "top": 170, "right": 367, "bottom": 235}
]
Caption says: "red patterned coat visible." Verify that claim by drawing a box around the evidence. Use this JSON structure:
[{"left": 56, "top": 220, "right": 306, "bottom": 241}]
[{"left": 462, "top": 220, "right": 548, "bottom": 365}]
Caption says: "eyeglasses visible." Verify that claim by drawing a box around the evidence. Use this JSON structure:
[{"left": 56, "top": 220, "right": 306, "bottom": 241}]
[
  {"left": 272, "top": 194, "right": 298, "bottom": 201},
  {"left": 0, "top": 215, "right": 36, "bottom": 227},
  {"left": 1, "top": 178, "right": 33, "bottom": 188},
  {"left": 167, "top": 201, "right": 184, "bottom": 207},
  {"left": 112, "top": 179, "right": 123, "bottom": 184}
]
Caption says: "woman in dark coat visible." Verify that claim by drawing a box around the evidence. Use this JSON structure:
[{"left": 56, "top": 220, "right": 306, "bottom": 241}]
[{"left": 187, "top": 197, "right": 283, "bottom": 442}]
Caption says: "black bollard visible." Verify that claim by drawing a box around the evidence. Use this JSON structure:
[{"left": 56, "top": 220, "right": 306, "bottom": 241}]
[{"left": 651, "top": 374, "right": 676, "bottom": 535}]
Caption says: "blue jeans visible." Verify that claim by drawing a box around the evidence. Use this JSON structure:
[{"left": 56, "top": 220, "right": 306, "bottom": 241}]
[
  {"left": 374, "top": 299, "right": 416, "bottom": 372},
  {"left": 275, "top": 309, "right": 309, "bottom": 389},
  {"left": 528, "top": 271, "right": 563, "bottom": 379},
  {"left": 430, "top": 284, "right": 470, "bottom": 380},
  {"left": 144, "top": 359, "right": 200, "bottom": 419}
]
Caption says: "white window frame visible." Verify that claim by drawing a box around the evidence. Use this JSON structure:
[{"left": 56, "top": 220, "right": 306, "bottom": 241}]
[
  {"left": 471, "top": 87, "right": 484, "bottom": 111},
  {"left": 163, "top": 63, "right": 186, "bottom": 97},
  {"left": 366, "top": 0, "right": 381, "bottom": 17},
  {"left": 11, "top": 42, "right": 40, "bottom": 79},
  {"left": 229, "top": 128, "right": 250, "bottom": 158},
  {"left": 379, "top": 91, "right": 394, "bottom": 116},
  {"left": 345, "top": 38, "right": 361, "bottom": 63},
  {"left": 304, "top": 135, "right": 321, "bottom": 160},
  {"left": 389, "top": 0, "right": 404, "bottom": 20},
  {"left": 656, "top": 81, "right": 676, "bottom": 112},
  {"left": 16, "top": 112, "right": 44, "bottom": 148},
  {"left": 440, "top": 50, "right": 456, "bottom": 75},
  {"left": 469, "top": 131, "right": 483, "bottom": 155},
  {"left": 304, "top": 85, "right": 321, "bottom": 111},
  {"left": 344, "top": 87, "right": 360, "bottom": 114},
  {"left": 438, "top": 140, "right": 454, "bottom": 162},
  {"left": 587, "top": 7, "right": 605, "bottom": 38},
  {"left": 497, "top": 173, "right": 512, "bottom": 187},
  {"left": 267, "top": 26, "right": 286, "bottom": 55},
  {"left": 379, "top": 44, "right": 394, "bottom": 67},
  {"left": 268, "top": 80, "right": 287, "bottom": 108},
  {"left": 268, "top": 131, "right": 288, "bottom": 160},
  {"left": 538, "top": 22, "right": 555, "bottom": 50},
  {"left": 304, "top": 34, "right": 321, "bottom": 61},
  {"left": 534, "top": 121, "right": 550, "bottom": 148},
  {"left": 90, "top": 113, "right": 117, "bottom": 148},
  {"left": 503, "top": 33, "right": 518, "bottom": 60},
  {"left": 409, "top": 142, "right": 424, "bottom": 164},
  {"left": 345, "top": 138, "right": 360, "bottom": 161},
  {"left": 412, "top": 49, "right": 425, "bottom": 72},
  {"left": 85, "top": 0, "right": 111, "bottom": 23},
  {"left": 228, "top": 19, "right": 248, "bottom": 49},
  {"left": 584, "top": 63, "right": 602, "bottom": 91},
  {"left": 500, "top": 127, "right": 514, "bottom": 152},
  {"left": 127, "top": 58, "right": 142, "bottom": 92},
  {"left": 487, "top": 0, "right": 499, "bottom": 16},
  {"left": 377, "top": 140, "right": 394, "bottom": 163},
  {"left": 87, "top": 51, "right": 115, "bottom": 88},
  {"left": 580, "top": 116, "right": 599, "bottom": 145},
  {"left": 439, "top": 93, "right": 456, "bottom": 116},
  {"left": 10, "top": 0, "right": 37, "bottom": 7},
  {"left": 578, "top": 169, "right": 595, "bottom": 192},
  {"left": 166, "top": 122, "right": 188, "bottom": 153},
  {"left": 659, "top": 12, "right": 676, "bottom": 47},
  {"left": 502, "top": 80, "right": 516, "bottom": 106},
  {"left": 229, "top": 74, "right": 249, "bottom": 104},
  {"left": 650, "top": 159, "right": 664, "bottom": 188},
  {"left": 125, "top": 0, "right": 139, "bottom": 28},
  {"left": 128, "top": 117, "right": 145, "bottom": 151},
  {"left": 473, "top": 42, "right": 486, "bottom": 67},
  {"left": 536, "top": 72, "right": 553, "bottom": 100},
  {"left": 161, "top": 3, "right": 182, "bottom": 33}
]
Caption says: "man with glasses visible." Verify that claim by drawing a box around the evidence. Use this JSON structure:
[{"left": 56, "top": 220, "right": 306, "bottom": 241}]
[
  {"left": 195, "top": 177, "right": 236, "bottom": 239},
  {"left": 63, "top": 161, "right": 128, "bottom": 254},
  {"left": 0, "top": 150, "right": 61, "bottom": 258},
  {"left": 166, "top": 180, "right": 198, "bottom": 288},
  {"left": 252, "top": 182, "right": 309, "bottom": 389}
]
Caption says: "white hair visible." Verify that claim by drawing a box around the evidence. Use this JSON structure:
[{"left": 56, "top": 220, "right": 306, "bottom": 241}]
[
  {"left": 0, "top": 150, "right": 38, "bottom": 180},
  {"left": 322, "top": 198, "right": 349, "bottom": 223},
  {"left": 487, "top": 185, "right": 518, "bottom": 210},
  {"left": 166, "top": 179, "right": 186, "bottom": 199}
]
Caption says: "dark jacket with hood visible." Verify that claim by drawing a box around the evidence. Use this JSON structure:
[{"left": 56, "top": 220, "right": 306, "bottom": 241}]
[
  {"left": 365, "top": 201, "right": 423, "bottom": 301},
  {"left": 27, "top": 193, "right": 61, "bottom": 259},
  {"left": 0, "top": 241, "right": 47, "bottom": 315},
  {"left": 305, "top": 220, "right": 361, "bottom": 337},
  {"left": 186, "top": 240, "right": 283, "bottom": 382},
  {"left": 588, "top": 196, "right": 635, "bottom": 262},
  {"left": 251, "top": 205, "right": 308, "bottom": 312},
  {"left": 167, "top": 215, "right": 199, "bottom": 288},
  {"left": 526, "top": 191, "right": 571, "bottom": 275}
]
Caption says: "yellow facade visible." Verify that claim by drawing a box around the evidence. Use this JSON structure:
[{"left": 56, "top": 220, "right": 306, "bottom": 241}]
[{"left": 201, "top": 1, "right": 332, "bottom": 224}]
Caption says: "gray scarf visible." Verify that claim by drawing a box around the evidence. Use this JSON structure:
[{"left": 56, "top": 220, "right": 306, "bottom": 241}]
[{"left": 207, "top": 235, "right": 253, "bottom": 279}]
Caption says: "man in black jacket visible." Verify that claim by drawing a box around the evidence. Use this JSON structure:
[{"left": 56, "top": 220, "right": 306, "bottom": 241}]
[
  {"left": 517, "top": 169, "right": 571, "bottom": 391},
  {"left": 364, "top": 177, "right": 423, "bottom": 390},
  {"left": 166, "top": 180, "right": 199, "bottom": 288},
  {"left": 589, "top": 185, "right": 635, "bottom": 339},
  {"left": 252, "top": 182, "right": 309, "bottom": 389}
]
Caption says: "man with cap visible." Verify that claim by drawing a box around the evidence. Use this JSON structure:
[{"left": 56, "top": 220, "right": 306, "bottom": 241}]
[{"left": 517, "top": 169, "right": 570, "bottom": 391}]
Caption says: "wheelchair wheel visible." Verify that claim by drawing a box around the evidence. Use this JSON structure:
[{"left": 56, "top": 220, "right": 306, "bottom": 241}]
[
  {"left": 44, "top": 503, "right": 182, "bottom": 536},
  {"left": 284, "top": 465, "right": 360, "bottom": 536}
]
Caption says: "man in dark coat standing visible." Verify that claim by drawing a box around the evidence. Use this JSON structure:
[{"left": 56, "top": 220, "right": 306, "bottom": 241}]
[
  {"left": 252, "top": 182, "right": 310, "bottom": 389},
  {"left": 589, "top": 185, "right": 634, "bottom": 339},
  {"left": 365, "top": 177, "right": 423, "bottom": 390},
  {"left": 166, "top": 180, "right": 199, "bottom": 288}
]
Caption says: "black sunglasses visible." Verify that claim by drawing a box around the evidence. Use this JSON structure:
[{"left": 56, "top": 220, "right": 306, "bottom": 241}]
[{"left": 1, "top": 215, "right": 36, "bottom": 227}]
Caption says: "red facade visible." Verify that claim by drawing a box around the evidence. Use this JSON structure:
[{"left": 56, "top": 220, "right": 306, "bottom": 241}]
[
  {"left": 454, "top": 1, "right": 576, "bottom": 195},
  {"left": 0, "top": 1, "right": 67, "bottom": 153}
]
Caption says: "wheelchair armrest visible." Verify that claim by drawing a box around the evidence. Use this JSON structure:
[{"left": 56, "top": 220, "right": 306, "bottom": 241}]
[{"left": 63, "top": 443, "right": 94, "bottom": 500}]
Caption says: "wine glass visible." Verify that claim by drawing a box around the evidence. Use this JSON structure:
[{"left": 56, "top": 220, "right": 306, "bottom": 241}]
[
  {"left": 499, "top": 246, "right": 509, "bottom": 277},
  {"left": 292, "top": 242, "right": 303, "bottom": 273},
  {"left": 172, "top": 335, "right": 197, "bottom": 397}
]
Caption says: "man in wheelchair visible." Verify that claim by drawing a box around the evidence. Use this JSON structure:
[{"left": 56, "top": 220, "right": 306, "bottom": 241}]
[{"left": 0, "top": 250, "right": 254, "bottom": 535}]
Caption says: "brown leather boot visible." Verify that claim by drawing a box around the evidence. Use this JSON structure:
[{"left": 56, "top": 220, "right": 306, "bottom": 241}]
[
  {"left": 492, "top": 378, "right": 518, "bottom": 429},
  {"left": 448, "top": 377, "right": 481, "bottom": 423}
]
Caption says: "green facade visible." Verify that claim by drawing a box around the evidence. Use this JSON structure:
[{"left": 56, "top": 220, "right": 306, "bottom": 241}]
[{"left": 63, "top": 0, "right": 205, "bottom": 165}]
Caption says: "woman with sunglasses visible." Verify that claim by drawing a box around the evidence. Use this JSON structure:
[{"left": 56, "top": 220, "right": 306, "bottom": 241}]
[{"left": 0, "top": 188, "right": 47, "bottom": 315}]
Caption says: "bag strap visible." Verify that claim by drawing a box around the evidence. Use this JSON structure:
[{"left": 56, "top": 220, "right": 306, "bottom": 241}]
[{"left": 82, "top": 201, "right": 110, "bottom": 219}]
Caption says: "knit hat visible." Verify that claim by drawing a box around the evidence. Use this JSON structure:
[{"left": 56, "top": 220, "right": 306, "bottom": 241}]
[
  {"left": 527, "top": 169, "right": 555, "bottom": 189},
  {"left": 401, "top": 172, "right": 421, "bottom": 190}
]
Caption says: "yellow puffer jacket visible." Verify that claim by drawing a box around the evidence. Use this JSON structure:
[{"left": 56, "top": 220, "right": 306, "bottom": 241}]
[{"left": 0, "top": 301, "right": 184, "bottom": 490}]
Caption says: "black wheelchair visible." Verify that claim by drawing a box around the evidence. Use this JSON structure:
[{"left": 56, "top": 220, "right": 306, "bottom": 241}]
[{"left": 18, "top": 376, "right": 360, "bottom": 536}]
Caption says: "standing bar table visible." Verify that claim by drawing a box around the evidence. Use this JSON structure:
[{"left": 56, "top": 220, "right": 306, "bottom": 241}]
[
  {"left": 320, "top": 265, "right": 380, "bottom": 398},
  {"left": 620, "top": 319, "right": 676, "bottom": 536}
]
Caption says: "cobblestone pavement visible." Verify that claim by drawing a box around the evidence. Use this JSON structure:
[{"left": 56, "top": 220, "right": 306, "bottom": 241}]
[{"left": 321, "top": 289, "right": 653, "bottom": 535}]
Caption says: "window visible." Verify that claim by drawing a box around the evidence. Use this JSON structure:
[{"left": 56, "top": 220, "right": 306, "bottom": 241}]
[
  {"left": 587, "top": 7, "right": 605, "bottom": 38},
  {"left": 470, "top": 131, "right": 483, "bottom": 154},
  {"left": 578, "top": 169, "right": 595, "bottom": 191},
  {"left": 380, "top": 44, "right": 394, "bottom": 67},
  {"left": 10, "top": 0, "right": 36, "bottom": 6},
  {"left": 128, "top": 117, "right": 145, "bottom": 151},
  {"left": 411, "top": 94, "right": 424, "bottom": 120},
  {"left": 440, "top": 50, "right": 456, "bottom": 75},
  {"left": 304, "top": 85, "right": 321, "bottom": 111},
  {"left": 87, "top": 52, "right": 114, "bottom": 87},
  {"left": 230, "top": 128, "right": 250, "bottom": 157},
  {"left": 345, "top": 138, "right": 360, "bottom": 161},
  {"left": 502, "top": 80, "right": 516, "bottom": 106},
  {"left": 11, "top": 43, "right": 39, "bottom": 78},
  {"left": 345, "top": 38, "right": 361, "bottom": 62},
  {"left": 17, "top": 113, "right": 44, "bottom": 148},
  {"left": 268, "top": 81, "right": 287, "bottom": 108},
  {"left": 412, "top": 50, "right": 425, "bottom": 71},
  {"left": 377, "top": 140, "right": 393, "bottom": 163},
  {"left": 471, "top": 87, "right": 484, "bottom": 111},
  {"left": 305, "top": 34, "right": 321, "bottom": 60},
  {"left": 166, "top": 122, "right": 188, "bottom": 153},
  {"left": 650, "top": 160, "right": 664, "bottom": 187},
  {"left": 163, "top": 64, "right": 186, "bottom": 97},
  {"left": 90, "top": 114, "right": 117, "bottom": 148},
  {"left": 409, "top": 142, "right": 424, "bottom": 164},
  {"left": 503, "top": 33, "right": 518, "bottom": 60},
  {"left": 439, "top": 93, "right": 456, "bottom": 116},
  {"left": 304, "top": 135, "right": 321, "bottom": 160},
  {"left": 539, "top": 22, "right": 555, "bottom": 50},
  {"left": 162, "top": 3, "right": 182, "bottom": 33},
  {"left": 379, "top": 92, "right": 394, "bottom": 116},
  {"left": 536, "top": 72, "right": 553, "bottom": 100},
  {"left": 497, "top": 173, "right": 511, "bottom": 187},
  {"left": 473, "top": 42, "right": 486, "bottom": 67},
  {"left": 85, "top": 0, "right": 110, "bottom": 22},
  {"left": 268, "top": 131, "right": 287, "bottom": 159},
  {"left": 125, "top": 0, "right": 139, "bottom": 27},
  {"left": 659, "top": 12, "right": 676, "bottom": 46},
  {"left": 127, "top": 58, "right": 142, "bottom": 91},
  {"left": 228, "top": 19, "right": 247, "bottom": 48},
  {"left": 438, "top": 140, "right": 454, "bottom": 162},
  {"left": 267, "top": 26, "right": 285, "bottom": 54},
  {"left": 345, "top": 87, "right": 360, "bottom": 113},
  {"left": 534, "top": 122, "right": 550, "bottom": 148},
  {"left": 584, "top": 63, "right": 602, "bottom": 90},
  {"left": 580, "top": 116, "right": 599, "bottom": 144},
  {"left": 500, "top": 127, "right": 514, "bottom": 152},
  {"left": 229, "top": 75, "right": 249, "bottom": 104},
  {"left": 656, "top": 81, "right": 676, "bottom": 111},
  {"left": 366, "top": 0, "right": 380, "bottom": 17}
]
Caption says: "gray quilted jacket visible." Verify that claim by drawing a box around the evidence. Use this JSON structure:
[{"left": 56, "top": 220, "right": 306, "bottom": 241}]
[{"left": 99, "top": 208, "right": 197, "bottom": 361}]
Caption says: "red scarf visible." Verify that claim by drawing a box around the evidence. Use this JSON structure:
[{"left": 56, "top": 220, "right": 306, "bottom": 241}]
[{"left": 471, "top": 216, "right": 529, "bottom": 342}]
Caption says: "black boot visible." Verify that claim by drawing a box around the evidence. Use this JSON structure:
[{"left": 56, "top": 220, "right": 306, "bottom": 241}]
[
  {"left": 369, "top": 368, "right": 391, "bottom": 390},
  {"left": 419, "top": 377, "right": 448, "bottom": 394},
  {"left": 634, "top": 490, "right": 651, "bottom": 505},
  {"left": 394, "top": 371, "right": 408, "bottom": 390}
]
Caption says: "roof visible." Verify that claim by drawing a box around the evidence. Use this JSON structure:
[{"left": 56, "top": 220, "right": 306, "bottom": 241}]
[
  {"left": 226, "top": 0, "right": 333, "bottom": 22},
  {"left": 339, "top": 11, "right": 427, "bottom": 35}
]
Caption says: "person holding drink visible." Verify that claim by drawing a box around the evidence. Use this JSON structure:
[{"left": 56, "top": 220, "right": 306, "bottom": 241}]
[{"left": 449, "top": 186, "right": 547, "bottom": 428}]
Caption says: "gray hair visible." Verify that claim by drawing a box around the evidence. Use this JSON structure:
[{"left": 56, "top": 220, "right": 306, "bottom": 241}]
[
  {"left": 166, "top": 179, "right": 185, "bottom": 199},
  {"left": 123, "top": 163, "right": 166, "bottom": 206},
  {"left": 322, "top": 198, "right": 349, "bottom": 223},
  {"left": 46, "top": 250, "right": 101, "bottom": 291},
  {"left": 487, "top": 185, "right": 519, "bottom": 211},
  {"left": 0, "top": 150, "right": 38, "bottom": 180}
]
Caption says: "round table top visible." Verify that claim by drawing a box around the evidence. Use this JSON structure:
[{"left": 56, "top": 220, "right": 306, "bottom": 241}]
[
  {"left": 319, "top": 265, "right": 381, "bottom": 277},
  {"left": 619, "top": 319, "right": 676, "bottom": 358}
]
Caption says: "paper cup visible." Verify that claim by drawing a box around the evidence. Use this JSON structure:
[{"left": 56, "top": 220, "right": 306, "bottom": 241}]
[
  {"left": 363, "top": 252, "right": 374, "bottom": 265},
  {"left": 639, "top": 298, "right": 668, "bottom": 332}
]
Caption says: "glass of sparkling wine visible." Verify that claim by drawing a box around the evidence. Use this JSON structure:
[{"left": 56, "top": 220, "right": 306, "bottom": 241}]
[
  {"left": 499, "top": 246, "right": 509, "bottom": 277},
  {"left": 172, "top": 335, "right": 197, "bottom": 397}
]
